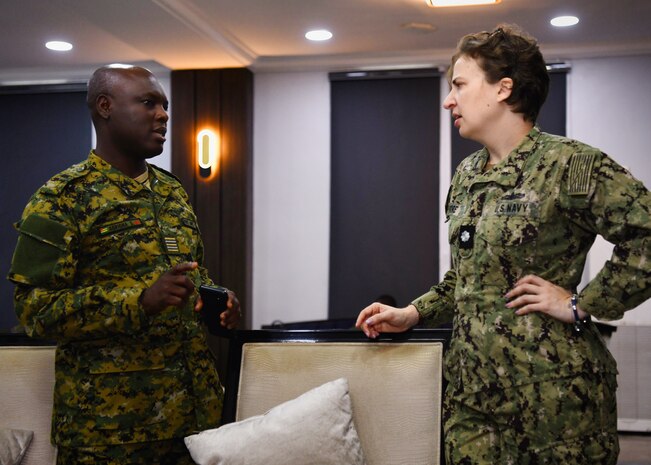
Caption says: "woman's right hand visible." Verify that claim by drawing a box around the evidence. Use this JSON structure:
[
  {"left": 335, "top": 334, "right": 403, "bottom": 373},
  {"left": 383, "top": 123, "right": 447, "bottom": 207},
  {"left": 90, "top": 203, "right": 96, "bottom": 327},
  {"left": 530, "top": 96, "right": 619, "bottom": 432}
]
[{"left": 355, "top": 303, "right": 420, "bottom": 339}]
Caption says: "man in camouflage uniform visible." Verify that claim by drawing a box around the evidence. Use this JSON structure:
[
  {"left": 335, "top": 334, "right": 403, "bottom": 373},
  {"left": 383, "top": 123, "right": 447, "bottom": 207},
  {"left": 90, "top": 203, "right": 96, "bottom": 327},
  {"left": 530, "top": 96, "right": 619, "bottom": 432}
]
[
  {"left": 7, "top": 65, "right": 240, "bottom": 464},
  {"left": 357, "top": 25, "right": 650, "bottom": 464}
]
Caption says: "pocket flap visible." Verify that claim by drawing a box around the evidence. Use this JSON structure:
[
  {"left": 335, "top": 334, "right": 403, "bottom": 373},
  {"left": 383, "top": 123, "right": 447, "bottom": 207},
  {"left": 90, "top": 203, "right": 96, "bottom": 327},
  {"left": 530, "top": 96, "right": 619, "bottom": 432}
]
[{"left": 477, "top": 216, "right": 539, "bottom": 246}]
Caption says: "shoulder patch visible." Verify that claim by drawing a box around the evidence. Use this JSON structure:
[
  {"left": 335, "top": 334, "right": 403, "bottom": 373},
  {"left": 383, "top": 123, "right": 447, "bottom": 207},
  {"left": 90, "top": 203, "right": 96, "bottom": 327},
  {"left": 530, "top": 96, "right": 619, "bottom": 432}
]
[{"left": 567, "top": 152, "right": 596, "bottom": 196}]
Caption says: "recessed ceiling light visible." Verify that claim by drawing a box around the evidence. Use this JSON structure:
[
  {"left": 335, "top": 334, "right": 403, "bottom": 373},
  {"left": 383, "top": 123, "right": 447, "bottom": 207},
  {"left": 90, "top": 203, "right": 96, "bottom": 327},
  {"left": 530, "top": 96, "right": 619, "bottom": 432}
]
[
  {"left": 305, "top": 29, "right": 333, "bottom": 41},
  {"left": 550, "top": 16, "right": 579, "bottom": 27},
  {"left": 401, "top": 22, "right": 437, "bottom": 33},
  {"left": 425, "top": 0, "right": 500, "bottom": 7},
  {"left": 45, "top": 41, "right": 73, "bottom": 51}
]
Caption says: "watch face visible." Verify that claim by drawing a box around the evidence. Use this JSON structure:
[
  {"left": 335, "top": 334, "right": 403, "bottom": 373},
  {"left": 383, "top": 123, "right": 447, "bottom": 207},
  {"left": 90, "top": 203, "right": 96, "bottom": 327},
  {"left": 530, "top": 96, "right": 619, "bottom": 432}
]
[{"left": 459, "top": 225, "right": 475, "bottom": 250}]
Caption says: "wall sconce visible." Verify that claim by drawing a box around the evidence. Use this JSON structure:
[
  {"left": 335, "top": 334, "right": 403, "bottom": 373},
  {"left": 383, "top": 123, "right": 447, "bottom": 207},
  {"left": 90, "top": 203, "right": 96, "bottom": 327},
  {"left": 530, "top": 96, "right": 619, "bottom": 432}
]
[{"left": 197, "top": 128, "right": 219, "bottom": 179}]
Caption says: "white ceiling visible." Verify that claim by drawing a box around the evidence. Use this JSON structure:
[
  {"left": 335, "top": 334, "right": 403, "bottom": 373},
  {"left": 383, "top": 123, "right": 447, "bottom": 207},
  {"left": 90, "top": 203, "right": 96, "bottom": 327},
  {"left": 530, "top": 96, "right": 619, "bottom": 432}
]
[{"left": 1, "top": 0, "right": 650, "bottom": 83}]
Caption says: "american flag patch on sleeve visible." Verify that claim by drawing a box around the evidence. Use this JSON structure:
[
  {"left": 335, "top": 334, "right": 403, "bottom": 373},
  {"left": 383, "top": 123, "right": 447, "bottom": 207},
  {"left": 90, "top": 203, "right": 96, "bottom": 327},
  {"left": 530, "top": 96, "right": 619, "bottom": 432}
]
[{"left": 567, "top": 152, "right": 596, "bottom": 196}]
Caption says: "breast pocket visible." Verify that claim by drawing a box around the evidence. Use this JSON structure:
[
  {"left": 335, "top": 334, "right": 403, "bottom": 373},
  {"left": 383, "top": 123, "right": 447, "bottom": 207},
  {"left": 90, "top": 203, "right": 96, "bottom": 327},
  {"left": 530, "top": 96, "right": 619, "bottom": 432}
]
[
  {"left": 84, "top": 214, "right": 160, "bottom": 274},
  {"left": 476, "top": 215, "right": 540, "bottom": 272},
  {"left": 116, "top": 218, "right": 164, "bottom": 277},
  {"left": 477, "top": 216, "right": 539, "bottom": 247},
  {"left": 473, "top": 215, "right": 540, "bottom": 286},
  {"left": 82, "top": 344, "right": 172, "bottom": 429}
]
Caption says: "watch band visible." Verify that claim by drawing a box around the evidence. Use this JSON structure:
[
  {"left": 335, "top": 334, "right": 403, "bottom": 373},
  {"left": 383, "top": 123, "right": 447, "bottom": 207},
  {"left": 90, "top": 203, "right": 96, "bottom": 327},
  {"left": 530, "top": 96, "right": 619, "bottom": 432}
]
[{"left": 570, "top": 293, "right": 583, "bottom": 334}]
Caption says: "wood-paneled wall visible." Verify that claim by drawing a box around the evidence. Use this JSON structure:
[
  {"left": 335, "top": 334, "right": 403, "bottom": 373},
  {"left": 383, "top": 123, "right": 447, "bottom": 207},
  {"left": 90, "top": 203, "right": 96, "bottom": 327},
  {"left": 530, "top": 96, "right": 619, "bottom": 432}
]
[{"left": 171, "top": 69, "right": 253, "bottom": 333}]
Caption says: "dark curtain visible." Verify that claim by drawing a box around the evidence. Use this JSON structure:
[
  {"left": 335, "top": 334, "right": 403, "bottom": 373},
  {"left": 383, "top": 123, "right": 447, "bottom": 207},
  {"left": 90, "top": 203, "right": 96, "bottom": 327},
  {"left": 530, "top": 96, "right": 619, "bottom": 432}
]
[
  {"left": 0, "top": 87, "right": 91, "bottom": 331},
  {"left": 329, "top": 70, "right": 441, "bottom": 318}
]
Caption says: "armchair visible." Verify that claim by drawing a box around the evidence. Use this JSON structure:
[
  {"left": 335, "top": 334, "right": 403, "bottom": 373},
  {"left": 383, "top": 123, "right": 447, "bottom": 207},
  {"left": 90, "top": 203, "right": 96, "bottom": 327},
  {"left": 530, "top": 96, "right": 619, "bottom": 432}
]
[{"left": 218, "top": 328, "right": 451, "bottom": 465}]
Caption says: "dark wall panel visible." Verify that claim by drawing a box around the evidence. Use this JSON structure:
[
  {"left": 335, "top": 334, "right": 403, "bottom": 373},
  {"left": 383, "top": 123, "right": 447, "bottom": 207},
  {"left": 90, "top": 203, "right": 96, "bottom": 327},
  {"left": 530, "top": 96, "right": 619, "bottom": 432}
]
[
  {"left": 170, "top": 71, "right": 197, "bottom": 205},
  {"left": 171, "top": 68, "right": 253, "bottom": 329},
  {"left": 329, "top": 72, "right": 440, "bottom": 318},
  {"left": 194, "top": 70, "right": 224, "bottom": 279},
  {"left": 219, "top": 69, "right": 254, "bottom": 314},
  {"left": 0, "top": 90, "right": 91, "bottom": 331}
]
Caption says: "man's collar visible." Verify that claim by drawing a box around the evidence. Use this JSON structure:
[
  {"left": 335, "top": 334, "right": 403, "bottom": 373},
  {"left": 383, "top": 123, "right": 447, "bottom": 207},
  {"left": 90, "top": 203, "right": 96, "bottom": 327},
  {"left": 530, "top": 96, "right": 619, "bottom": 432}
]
[{"left": 88, "top": 151, "right": 174, "bottom": 197}]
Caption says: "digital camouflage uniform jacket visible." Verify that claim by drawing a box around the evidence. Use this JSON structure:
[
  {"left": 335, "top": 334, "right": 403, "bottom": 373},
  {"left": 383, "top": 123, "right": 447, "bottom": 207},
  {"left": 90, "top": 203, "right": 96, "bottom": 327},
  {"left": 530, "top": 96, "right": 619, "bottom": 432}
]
[
  {"left": 8, "top": 152, "right": 223, "bottom": 446},
  {"left": 413, "top": 127, "right": 650, "bottom": 397}
]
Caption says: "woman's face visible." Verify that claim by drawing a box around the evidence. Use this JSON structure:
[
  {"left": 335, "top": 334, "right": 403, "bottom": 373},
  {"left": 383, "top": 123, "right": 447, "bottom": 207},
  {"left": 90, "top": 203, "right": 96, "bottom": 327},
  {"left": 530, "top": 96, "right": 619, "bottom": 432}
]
[{"left": 443, "top": 55, "right": 503, "bottom": 143}]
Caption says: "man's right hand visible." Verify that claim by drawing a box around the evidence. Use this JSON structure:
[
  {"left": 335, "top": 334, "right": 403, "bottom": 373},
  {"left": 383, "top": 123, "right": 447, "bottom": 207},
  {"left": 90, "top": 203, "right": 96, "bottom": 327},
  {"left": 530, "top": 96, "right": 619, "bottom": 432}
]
[
  {"left": 355, "top": 303, "right": 420, "bottom": 339},
  {"left": 140, "top": 262, "right": 198, "bottom": 316}
]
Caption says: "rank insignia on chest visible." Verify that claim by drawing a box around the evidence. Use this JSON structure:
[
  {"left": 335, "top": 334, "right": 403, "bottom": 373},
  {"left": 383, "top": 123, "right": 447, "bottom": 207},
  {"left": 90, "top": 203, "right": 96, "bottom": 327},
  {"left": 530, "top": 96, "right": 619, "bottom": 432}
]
[
  {"left": 459, "top": 225, "right": 475, "bottom": 249},
  {"left": 98, "top": 219, "right": 142, "bottom": 236},
  {"left": 164, "top": 236, "right": 180, "bottom": 253}
]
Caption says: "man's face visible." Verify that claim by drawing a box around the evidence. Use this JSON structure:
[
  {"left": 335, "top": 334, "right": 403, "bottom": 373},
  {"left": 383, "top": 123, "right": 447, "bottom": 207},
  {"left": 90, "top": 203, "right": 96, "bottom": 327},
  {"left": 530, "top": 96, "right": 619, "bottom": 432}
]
[
  {"left": 443, "top": 55, "right": 502, "bottom": 142},
  {"left": 108, "top": 71, "right": 169, "bottom": 159}
]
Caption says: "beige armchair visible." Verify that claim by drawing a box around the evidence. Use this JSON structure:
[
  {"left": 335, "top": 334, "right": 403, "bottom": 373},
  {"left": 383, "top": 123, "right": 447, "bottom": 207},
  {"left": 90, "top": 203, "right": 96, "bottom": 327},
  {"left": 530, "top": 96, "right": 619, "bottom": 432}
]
[
  {"left": 1, "top": 328, "right": 450, "bottom": 465},
  {"left": 219, "top": 328, "right": 451, "bottom": 465},
  {"left": 0, "top": 337, "right": 57, "bottom": 465}
]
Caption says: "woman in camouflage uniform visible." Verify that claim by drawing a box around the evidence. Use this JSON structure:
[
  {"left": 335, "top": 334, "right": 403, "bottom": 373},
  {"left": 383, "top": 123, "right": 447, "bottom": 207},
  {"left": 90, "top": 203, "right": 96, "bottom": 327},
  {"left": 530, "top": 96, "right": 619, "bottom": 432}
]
[{"left": 357, "top": 25, "right": 650, "bottom": 464}]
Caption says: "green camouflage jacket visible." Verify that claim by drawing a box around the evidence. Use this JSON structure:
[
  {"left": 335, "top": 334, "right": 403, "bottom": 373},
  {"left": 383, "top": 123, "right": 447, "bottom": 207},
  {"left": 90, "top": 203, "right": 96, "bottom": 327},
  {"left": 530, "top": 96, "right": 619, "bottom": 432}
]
[
  {"left": 8, "top": 152, "right": 223, "bottom": 446},
  {"left": 413, "top": 127, "right": 650, "bottom": 395}
]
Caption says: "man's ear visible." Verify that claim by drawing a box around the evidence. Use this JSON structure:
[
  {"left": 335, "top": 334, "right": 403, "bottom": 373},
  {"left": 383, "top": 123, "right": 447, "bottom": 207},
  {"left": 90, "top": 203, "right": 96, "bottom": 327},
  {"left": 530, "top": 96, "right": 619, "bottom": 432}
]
[
  {"left": 497, "top": 78, "right": 513, "bottom": 102},
  {"left": 96, "top": 94, "right": 111, "bottom": 120}
]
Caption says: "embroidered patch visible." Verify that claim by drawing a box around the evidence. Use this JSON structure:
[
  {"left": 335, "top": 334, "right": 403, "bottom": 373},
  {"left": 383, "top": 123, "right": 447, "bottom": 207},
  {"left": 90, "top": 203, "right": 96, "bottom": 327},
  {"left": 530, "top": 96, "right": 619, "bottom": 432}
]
[
  {"left": 501, "top": 192, "right": 525, "bottom": 200},
  {"left": 567, "top": 153, "right": 596, "bottom": 196},
  {"left": 98, "top": 219, "right": 142, "bottom": 236},
  {"left": 493, "top": 201, "right": 539, "bottom": 217},
  {"left": 459, "top": 225, "right": 475, "bottom": 249},
  {"left": 164, "top": 236, "right": 180, "bottom": 253}
]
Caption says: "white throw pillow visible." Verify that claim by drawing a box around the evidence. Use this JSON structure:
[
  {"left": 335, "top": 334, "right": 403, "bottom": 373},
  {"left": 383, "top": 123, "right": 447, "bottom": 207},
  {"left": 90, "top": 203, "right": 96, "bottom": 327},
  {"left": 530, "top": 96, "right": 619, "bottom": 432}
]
[
  {"left": 0, "top": 428, "right": 33, "bottom": 465},
  {"left": 184, "top": 378, "right": 366, "bottom": 465}
]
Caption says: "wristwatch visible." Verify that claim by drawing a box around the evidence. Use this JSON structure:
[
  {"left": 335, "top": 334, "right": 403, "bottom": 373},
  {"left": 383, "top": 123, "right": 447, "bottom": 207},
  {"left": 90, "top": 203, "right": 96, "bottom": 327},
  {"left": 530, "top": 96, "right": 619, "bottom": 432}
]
[{"left": 570, "top": 294, "right": 588, "bottom": 334}]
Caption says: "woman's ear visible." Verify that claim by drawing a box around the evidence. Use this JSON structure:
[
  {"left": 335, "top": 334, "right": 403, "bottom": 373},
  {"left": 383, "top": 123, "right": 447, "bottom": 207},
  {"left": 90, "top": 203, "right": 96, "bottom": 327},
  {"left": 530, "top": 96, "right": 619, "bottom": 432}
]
[{"left": 497, "top": 78, "right": 513, "bottom": 102}]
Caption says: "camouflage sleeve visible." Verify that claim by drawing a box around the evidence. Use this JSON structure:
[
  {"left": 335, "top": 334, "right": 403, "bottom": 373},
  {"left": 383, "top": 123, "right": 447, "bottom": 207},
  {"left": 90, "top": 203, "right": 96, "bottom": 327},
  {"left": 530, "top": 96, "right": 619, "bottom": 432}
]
[
  {"left": 8, "top": 194, "right": 149, "bottom": 340},
  {"left": 197, "top": 240, "right": 215, "bottom": 288},
  {"left": 13, "top": 282, "right": 146, "bottom": 340},
  {"left": 410, "top": 269, "right": 457, "bottom": 327},
  {"left": 561, "top": 152, "right": 651, "bottom": 320}
]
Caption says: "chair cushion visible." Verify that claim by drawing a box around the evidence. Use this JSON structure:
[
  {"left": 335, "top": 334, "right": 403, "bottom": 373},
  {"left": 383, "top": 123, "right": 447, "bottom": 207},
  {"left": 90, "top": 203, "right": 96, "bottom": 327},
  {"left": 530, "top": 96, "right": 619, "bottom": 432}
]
[
  {"left": 184, "top": 378, "right": 366, "bottom": 465},
  {"left": 0, "top": 428, "right": 33, "bottom": 465},
  {"left": 0, "top": 346, "right": 57, "bottom": 465}
]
